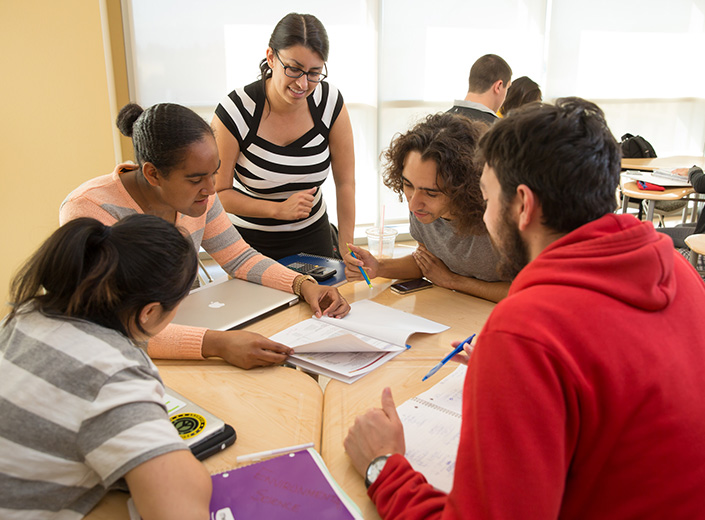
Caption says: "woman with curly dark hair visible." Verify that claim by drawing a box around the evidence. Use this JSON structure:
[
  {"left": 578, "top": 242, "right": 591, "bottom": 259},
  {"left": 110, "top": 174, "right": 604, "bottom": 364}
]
[{"left": 345, "top": 113, "right": 510, "bottom": 302}]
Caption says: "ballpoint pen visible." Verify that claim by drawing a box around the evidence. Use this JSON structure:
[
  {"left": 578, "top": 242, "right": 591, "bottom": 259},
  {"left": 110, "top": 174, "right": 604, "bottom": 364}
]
[
  {"left": 422, "top": 333, "right": 476, "bottom": 381},
  {"left": 348, "top": 248, "right": 373, "bottom": 288},
  {"left": 235, "top": 442, "right": 315, "bottom": 463}
]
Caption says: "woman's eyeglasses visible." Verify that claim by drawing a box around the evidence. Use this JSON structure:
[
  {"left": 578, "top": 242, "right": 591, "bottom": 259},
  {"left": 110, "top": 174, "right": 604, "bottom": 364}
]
[{"left": 274, "top": 51, "right": 328, "bottom": 83}]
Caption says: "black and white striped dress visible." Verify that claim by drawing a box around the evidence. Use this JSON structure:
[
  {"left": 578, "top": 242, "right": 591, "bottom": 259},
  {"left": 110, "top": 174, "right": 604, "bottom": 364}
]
[{"left": 215, "top": 80, "right": 344, "bottom": 259}]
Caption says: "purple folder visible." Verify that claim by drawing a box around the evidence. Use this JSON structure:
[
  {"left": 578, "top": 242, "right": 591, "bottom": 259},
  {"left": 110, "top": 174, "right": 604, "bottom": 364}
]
[{"left": 209, "top": 448, "right": 361, "bottom": 519}]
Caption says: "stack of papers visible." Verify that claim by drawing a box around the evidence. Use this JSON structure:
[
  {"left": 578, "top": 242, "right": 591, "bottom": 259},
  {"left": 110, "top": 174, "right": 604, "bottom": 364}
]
[
  {"left": 622, "top": 169, "right": 690, "bottom": 187},
  {"left": 271, "top": 300, "right": 449, "bottom": 383}
]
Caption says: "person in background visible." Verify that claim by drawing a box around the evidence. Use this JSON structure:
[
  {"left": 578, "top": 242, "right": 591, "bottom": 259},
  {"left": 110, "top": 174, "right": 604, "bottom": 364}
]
[
  {"left": 213, "top": 12, "right": 355, "bottom": 260},
  {"left": 344, "top": 98, "right": 705, "bottom": 519},
  {"left": 447, "top": 54, "right": 512, "bottom": 125},
  {"left": 497, "top": 75, "right": 542, "bottom": 117},
  {"left": 60, "top": 102, "right": 349, "bottom": 370},
  {"left": 344, "top": 113, "right": 510, "bottom": 303},
  {"left": 656, "top": 165, "right": 705, "bottom": 253},
  {"left": 0, "top": 215, "right": 211, "bottom": 519}
]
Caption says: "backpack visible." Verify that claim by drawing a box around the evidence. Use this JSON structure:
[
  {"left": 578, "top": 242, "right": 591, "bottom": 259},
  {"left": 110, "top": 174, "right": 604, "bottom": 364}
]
[{"left": 620, "top": 133, "right": 657, "bottom": 158}]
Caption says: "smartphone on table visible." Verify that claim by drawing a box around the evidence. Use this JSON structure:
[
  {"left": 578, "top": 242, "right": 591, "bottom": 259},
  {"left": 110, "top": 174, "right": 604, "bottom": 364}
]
[{"left": 390, "top": 278, "right": 433, "bottom": 294}]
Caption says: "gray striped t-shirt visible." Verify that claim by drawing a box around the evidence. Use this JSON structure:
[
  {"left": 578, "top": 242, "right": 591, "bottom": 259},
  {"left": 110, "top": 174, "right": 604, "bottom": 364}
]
[{"left": 0, "top": 310, "right": 187, "bottom": 519}]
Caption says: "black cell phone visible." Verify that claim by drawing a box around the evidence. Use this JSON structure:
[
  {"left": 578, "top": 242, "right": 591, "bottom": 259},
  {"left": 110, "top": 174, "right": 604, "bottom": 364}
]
[
  {"left": 390, "top": 278, "right": 433, "bottom": 294},
  {"left": 190, "top": 423, "right": 237, "bottom": 461}
]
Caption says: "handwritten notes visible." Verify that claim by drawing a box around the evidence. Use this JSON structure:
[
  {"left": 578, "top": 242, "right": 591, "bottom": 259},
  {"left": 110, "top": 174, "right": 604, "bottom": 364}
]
[{"left": 398, "top": 365, "right": 466, "bottom": 493}]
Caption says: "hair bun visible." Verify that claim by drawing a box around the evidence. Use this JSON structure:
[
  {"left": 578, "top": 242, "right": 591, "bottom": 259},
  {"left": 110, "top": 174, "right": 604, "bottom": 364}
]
[{"left": 116, "top": 103, "right": 145, "bottom": 138}]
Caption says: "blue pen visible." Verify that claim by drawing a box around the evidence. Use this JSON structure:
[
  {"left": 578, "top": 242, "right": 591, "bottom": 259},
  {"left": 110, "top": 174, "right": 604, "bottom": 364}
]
[
  {"left": 348, "top": 248, "right": 373, "bottom": 288},
  {"left": 422, "top": 334, "right": 476, "bottom": 381}
]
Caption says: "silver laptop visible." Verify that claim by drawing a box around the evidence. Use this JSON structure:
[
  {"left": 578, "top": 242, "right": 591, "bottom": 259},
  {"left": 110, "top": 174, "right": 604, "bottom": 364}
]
[
  {"left": 164, "top": 387, "right": 236, "bottom": 460},
  {"left": 172, "top": 277, "right": 299, "bottom": 331}
]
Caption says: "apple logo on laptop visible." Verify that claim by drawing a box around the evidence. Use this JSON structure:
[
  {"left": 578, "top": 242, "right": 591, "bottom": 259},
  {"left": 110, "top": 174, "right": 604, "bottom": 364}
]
[{"left": 208, "top": 301, "right": 225, "bottom": 309}]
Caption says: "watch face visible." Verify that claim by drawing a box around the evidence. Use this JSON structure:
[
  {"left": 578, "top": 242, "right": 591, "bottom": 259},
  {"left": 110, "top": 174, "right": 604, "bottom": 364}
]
[{"left": 365, "top": 455, "right": 390, "bottom": 488}]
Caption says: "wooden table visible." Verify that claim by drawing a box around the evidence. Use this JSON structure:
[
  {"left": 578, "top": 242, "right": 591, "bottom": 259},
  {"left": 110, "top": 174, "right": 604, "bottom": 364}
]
[
  {"left": 86, "top": 279, "right": 495, "bottom": 518},
  {"left": 316, "top": 281, "right": 495, "bottom": 519},
  {"left": 620, "top": 179, "right": 694, "bottom": 222},
  {"left": 85, "top": 364, "right": 323, "bottom": 519},
  {"left": 621, "top": 156, "right": 704, "bottom": 171}
]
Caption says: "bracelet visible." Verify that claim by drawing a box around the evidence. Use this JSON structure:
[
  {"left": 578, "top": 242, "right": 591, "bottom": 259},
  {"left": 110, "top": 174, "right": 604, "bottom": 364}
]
[{"left": 293, "top": 275, "right": 317, "bottom": 296}]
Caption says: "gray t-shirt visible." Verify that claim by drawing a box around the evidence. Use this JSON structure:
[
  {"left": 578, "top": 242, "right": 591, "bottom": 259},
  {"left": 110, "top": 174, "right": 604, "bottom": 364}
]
[{"left": 409, "top": 213, "right": 502, "bottom": 282}]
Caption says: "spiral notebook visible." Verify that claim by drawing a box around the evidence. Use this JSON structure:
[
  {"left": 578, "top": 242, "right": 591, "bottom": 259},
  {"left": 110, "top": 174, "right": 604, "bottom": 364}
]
[{"left": 397, "top": 364, "right": 466, "bottom": 493}]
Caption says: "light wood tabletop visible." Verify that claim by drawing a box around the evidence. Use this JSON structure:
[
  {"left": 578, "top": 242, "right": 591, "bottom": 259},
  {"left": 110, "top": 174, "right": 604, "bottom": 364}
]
[
  {"left": 85, "top": 278, "right": 495, "bottom": 518},
  {"left": 85, "top": 364, "right": 323, "bottom": 519},
  {"left": 621, "top": 156, "right": 704, "bottom": 171},
  {"left": 317, "top": 282, "right": 496, "bottom": 519}
]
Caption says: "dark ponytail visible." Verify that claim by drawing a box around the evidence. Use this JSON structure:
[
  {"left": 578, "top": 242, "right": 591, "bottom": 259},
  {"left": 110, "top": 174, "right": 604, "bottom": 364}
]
[
  {"left": 116, "top": 102, "right": 213, "bottom": 175},
  {"left": 7, "top": 215, "right": 198, "bottom": 339},
  {"left": 259, "top": 13, "right": 330, "bottom": 91}
]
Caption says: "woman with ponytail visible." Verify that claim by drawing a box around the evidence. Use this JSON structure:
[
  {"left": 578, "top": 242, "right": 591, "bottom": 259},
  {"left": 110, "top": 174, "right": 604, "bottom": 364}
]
[
  {"left": 60, "top": 101, "right": 349, "bottom": 370},
  {"left": 212, "top": 12, "right": 355, "bottom": 260},
  {"left": 0, "top": 215, "right": 211, "bottom": 519}
]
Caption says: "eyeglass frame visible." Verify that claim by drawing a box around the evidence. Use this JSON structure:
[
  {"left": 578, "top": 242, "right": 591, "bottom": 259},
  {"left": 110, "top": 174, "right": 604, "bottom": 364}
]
[{"left": 272, "top": 50, "right": 328, "bottom": 83}]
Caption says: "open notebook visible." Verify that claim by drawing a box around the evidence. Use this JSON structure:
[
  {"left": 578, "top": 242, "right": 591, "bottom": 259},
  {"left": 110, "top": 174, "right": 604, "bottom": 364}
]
[
  {"left": 397, "top": 365, "right": 466, "bottom": 493},
  {"left": 271, "top": 300, "right": 449, "bottom": 383}
]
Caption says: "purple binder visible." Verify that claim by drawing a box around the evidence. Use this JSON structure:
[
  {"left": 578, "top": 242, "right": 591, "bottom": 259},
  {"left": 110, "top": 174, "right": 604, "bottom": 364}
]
[{"left": 209, "top": 449, "right": 360, "bottom": 519}]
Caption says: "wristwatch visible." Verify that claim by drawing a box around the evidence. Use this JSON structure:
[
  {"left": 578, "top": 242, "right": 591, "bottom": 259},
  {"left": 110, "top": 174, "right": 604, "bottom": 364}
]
[{"left": 365, "top": 454, "right": 391, "bottom": 489}]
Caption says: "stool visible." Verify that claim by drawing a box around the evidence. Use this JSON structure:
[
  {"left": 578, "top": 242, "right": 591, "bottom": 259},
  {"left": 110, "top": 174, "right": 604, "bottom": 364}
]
[{"left": 684, "top": 234, "right": 705, "bottom": 271}]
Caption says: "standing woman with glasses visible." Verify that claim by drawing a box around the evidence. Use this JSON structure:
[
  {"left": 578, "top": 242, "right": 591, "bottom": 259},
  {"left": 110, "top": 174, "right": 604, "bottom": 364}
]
[{"left": 212, "top": 12, "right": 355, "bottom": 260}]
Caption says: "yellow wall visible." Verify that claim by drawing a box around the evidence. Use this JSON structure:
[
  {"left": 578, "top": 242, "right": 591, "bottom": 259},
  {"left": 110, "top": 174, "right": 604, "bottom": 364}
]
[{"left": 0, "top": 1, "right": 120, "bottom": 312}]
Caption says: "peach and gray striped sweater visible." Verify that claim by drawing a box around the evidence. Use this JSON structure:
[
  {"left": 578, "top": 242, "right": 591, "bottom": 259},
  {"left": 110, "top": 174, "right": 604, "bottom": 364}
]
[{"left": 59, "top": 164, "right": 298, "bottom": 359}]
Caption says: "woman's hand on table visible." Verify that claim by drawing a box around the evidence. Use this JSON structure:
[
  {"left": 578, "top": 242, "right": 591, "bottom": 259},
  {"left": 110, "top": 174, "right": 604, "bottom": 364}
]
[{"left": 202, "top": 330, "right": 293, "bottom": 369}]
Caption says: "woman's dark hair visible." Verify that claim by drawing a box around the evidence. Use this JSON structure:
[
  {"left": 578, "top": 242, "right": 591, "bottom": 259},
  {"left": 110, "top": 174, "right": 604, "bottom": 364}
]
[
  {"left": 258, "top": 13, "right": 329, "bottom": 90},
  {"left": 498, "top": 76, "right": 542, "bottom": 117},
  {"left": 116, "top": 103, "right": 213, "bottom": 175},
  {"left": 479, "top": 97, "right": 621, "bottom": 233},
  {"left": 6, "top": 215, "right": 198, "bottom": 339},
  {"left": 382, "top": 113, "right": 488, "bottom": 235}
]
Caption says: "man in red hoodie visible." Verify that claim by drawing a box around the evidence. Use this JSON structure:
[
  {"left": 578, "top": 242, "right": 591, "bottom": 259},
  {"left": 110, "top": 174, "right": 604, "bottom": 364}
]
[{"left": 344, "top": 98, "right": 705, "bottom": 519}]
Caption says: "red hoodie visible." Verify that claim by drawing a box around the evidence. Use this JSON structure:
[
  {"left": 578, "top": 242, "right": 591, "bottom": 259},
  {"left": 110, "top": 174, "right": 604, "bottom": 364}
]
[{"left": 370, "top": 214, "right": 705, "bottom": 519}]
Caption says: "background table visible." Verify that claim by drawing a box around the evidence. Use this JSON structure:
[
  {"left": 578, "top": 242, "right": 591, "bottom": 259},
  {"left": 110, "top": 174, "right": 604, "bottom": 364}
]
[
  {"left": 85, "top": 364, "right": 323, "bottom": 519},
  {"left": 621, "top": 156, "right": 704, "bottom": 171},
  {"left": 685, "top": 234, "right": 705, "bottom": 269},
  {"left": 620, "top": 179, "right": 694, "bottom": 222}
]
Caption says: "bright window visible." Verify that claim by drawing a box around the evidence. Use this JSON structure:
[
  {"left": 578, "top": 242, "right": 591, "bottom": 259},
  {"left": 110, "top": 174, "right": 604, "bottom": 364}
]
[{"left": 123, "top": 0, "right": 705, "bottom": 232}]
